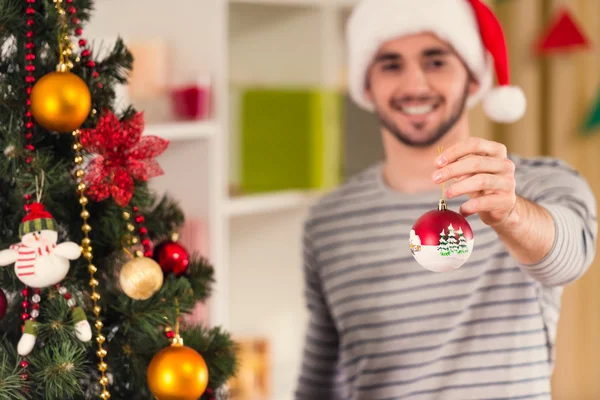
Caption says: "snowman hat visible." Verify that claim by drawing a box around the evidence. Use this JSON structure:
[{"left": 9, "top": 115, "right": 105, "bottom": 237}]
[
  {"left": 19, "top": 202, "right": 56, "bottom": 238},
  {"left": 346, "top": 0, "right": 526, "bottom": 123}
]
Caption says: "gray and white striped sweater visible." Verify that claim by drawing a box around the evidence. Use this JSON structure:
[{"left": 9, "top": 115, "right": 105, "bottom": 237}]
[{"left": 294, "top": 154, "right": 597, "bottom": 400}]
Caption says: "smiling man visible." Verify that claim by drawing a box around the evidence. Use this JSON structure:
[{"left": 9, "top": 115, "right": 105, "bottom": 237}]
[
  {"left": 370, "top": 41, "right": 474, "bottom": 149},
  {"left": 294, "top": 1, "right": 597, "bottom": 399}
]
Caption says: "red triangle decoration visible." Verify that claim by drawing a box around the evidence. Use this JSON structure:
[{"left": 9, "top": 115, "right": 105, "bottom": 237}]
[{"left": 534, "top": 7, "right": 591, "bottom": 55}]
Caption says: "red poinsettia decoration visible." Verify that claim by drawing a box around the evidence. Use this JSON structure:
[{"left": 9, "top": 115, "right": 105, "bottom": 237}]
[{"left": 79, "top": 110, "right": 169, "bottom": 207}]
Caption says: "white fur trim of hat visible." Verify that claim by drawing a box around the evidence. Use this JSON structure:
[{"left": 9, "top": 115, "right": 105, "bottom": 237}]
[{"left": 346, "top": 0, "right": 526, "bottom": 123}]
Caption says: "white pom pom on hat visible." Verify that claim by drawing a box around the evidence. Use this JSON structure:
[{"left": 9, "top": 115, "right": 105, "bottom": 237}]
[
  {"left": 470, "top": 0, "right": 526, "bottom": 122},
  {"left": 346, "top": 0, "right": 527, "bottom": 123}
]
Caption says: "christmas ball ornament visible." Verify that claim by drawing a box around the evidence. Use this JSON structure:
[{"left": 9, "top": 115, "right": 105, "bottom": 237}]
[
  {"left": 30, "top": 71, "right": 91, "bottom": 132},
  {"left": 119, "top": 257, "right": 164, "bottom": 300},
  {"left": 0, "top": 289, "right": 7, "bottom": 321},
  {"left": 153, "top": 234, "right": 190, "bottom": 276},
  {"left": 409, "top": 199, "right": 474, "bottom": 272},
  {"left": 147, "top": 343, "right": 209, "bottom": 400}
]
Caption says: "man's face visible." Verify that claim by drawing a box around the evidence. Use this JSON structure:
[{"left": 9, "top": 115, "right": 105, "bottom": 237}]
[{"left": 365, "top": 33, "right": 479, "bottom": 148}]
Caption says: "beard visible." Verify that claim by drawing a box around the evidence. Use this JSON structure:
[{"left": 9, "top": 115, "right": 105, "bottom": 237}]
[{"left": 375, "top": 83, "right": 470, "bottom": 148}]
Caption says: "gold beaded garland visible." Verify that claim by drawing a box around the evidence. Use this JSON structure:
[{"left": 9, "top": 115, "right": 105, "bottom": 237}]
[{"left": 72, "top": 128, "right": 111, "bottom": 397}]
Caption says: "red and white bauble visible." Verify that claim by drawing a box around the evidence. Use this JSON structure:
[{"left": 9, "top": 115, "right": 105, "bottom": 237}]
[{"left": 409, "top": 200, "right": 474, "bottom": 272}]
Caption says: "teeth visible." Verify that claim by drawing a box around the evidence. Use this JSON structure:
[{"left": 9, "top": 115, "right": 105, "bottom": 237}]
[{"left": 401, "top": 105, "right": 434, "bottom": 115}]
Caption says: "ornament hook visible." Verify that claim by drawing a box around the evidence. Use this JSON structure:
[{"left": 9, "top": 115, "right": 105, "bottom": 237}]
[
  {"left": 54, "top": 0, "right": 73, "bottom": 72},
  {"left": 34, "top": 170, "right": 45, "bottom": 203},
  {"left": 171, "top": 297, "right": 184, "bottom": 347},
  {"left": 437, "top": 146, "right": 445, "bottom": 204}
]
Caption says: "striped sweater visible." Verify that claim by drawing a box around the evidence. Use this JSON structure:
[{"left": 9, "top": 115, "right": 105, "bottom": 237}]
[{"left": 294, "top": 154, "right": 597, "bottom": 400}]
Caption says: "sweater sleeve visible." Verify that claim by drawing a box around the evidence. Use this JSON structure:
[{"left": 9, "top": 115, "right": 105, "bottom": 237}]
[
  {"left": 516, "top": 159, "right": 598, "bottom": 287},
  {"left": 294, "top": 222, "right": 341, "bottom": 399}
]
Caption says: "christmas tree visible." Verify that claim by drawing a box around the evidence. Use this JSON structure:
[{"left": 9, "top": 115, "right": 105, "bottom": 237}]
[
  {"left": 0, "top": 1, "right": 236, "bottom": 399},
  {"left": 457, "top": 228, "right": 468, "bottom": 255},
  {"left": 437, "top": 229, "right": 449, "bottom": 256},
  {"left": 446, "top": 224, "right": 458, "bottom": 254}
]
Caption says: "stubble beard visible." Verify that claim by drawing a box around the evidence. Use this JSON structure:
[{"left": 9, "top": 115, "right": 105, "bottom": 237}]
[{"left": 376, "top": 83, "right": 470, "bottom": 148}]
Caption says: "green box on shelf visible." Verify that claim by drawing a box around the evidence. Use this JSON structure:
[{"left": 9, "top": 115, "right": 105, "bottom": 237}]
[{"left": 240, "top": 87, "right": 343, "bottom": 193}]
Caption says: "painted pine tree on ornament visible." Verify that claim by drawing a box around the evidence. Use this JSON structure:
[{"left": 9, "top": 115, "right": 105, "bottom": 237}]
[
  {"left": 457, "top": 228, "right": 469, "bottom": 255},
  {"left": 436, "top": 224, "right": 470, "bottom": 257},
  {"left": 447, "top": 224, "right": 459, "bottom": 254},
  {"left": 437, "top": 229, "right": 450, "bottom": 256}
]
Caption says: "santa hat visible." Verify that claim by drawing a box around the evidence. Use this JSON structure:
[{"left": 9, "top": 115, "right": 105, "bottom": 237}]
[
  {"left": 19, "top": 202, "right": 56, "bottom": 238},
  {"left": 346, "top": 0, "right": 526, "bottom": 123}
]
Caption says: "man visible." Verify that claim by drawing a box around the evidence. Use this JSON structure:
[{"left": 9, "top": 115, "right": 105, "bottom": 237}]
[{"left": 294, "top": 0, "right": 597, "bottom": 399}]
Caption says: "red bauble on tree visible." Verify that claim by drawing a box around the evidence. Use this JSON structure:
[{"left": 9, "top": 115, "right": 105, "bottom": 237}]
[
  {"left": 0, "top": 289, "right": 7, "bottom": 320},
  {"left": 409, "top": 199, "right": 474, "bottom": 273},
  {"left": 153, "top": 234, "right": 190, "bottom": 277}
]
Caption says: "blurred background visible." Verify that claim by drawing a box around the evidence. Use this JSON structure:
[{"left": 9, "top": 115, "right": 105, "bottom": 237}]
[{"left": 84, "top": 0, "right": 600, "bottom": 399}]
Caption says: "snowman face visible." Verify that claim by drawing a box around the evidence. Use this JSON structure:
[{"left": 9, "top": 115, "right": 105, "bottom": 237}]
[{"left": 21, "top": 230, "right": 58, "bottom": 248}]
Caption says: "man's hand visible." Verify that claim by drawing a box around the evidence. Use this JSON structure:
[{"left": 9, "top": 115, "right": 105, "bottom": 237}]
[{"left": 432, "top": 137, "right": 518, "bottom": 230}]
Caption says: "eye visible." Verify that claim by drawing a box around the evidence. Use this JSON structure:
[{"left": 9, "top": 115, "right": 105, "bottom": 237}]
[
  {"left": 426, "top": 59, "right": 446, "bottom": 69},
  {"left": 381, "top": 62, "right": 400, "bottom": 72}
]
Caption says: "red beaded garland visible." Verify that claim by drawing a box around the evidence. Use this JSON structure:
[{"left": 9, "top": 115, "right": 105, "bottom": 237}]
[
  {"left": 21, "top": 288, "right": 29, "bottom": 327},
  {"left": 23, "top": 0, "right": 36, "bottom": 168},
  {"left": 0, "top": 289, "right": 7, "bottom": 320},
  {"left": 66, "top": 1, "right": 102, "bottom": 90},
  {"left": 131, "top": 205, "right": 153, "bottom": 257}
]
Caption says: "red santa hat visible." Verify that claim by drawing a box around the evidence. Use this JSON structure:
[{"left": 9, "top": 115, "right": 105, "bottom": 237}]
[{"left": 346, "top": 0, "right": 526, "bottom": 123}]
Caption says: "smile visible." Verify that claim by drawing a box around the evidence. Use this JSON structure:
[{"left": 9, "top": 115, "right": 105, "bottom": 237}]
[{"left": 400, "top": 104, "right": 437, "bottom": 115}]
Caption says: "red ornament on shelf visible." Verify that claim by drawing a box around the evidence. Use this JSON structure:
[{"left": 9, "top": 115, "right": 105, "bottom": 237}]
[
  {"left": 410, "top": 199, "right": 474, "bottom": 273},
  {"left": 0, "top": 289, "right": 7, "bottom": 320},
  {"left": 153, "top": 234, "right": 190, "bottom": 277}
]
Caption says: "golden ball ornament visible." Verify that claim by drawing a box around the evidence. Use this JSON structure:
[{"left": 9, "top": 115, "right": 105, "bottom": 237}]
[
  {"left": 119, "top": 257, "right": 164, "bottom": 300},
  {"left": 147, "top": 345, "right": 209, "bottom": 400},
  {"left": 30, "top": 71, "right": 92, "bottom": 132}
]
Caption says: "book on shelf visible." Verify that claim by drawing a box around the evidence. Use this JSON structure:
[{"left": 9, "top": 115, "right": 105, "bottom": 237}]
[{"left": 239, "top": 87, "right": 343, "bottom": 194}]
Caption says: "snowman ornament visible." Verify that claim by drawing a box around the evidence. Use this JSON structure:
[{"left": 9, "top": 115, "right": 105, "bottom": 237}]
[{"left": 0, "top": 202, "right": 92, "bottom": 356}]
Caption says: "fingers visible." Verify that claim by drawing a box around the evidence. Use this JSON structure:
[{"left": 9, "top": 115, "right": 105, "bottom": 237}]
[
  {"left": 455, "top": 173, "right": 474, "bottom": 182},
  {"left": 436, "top": 137, "right": 508, "bottom": 167},
  {"left": 445, "top": 174, "right": 515, "bottom": 199},
  {"left": 459, "top": 193, "right": 516, "bottom": 218},
  {"left": 433, "top": 156, "right": 513, "bottom": 184}
]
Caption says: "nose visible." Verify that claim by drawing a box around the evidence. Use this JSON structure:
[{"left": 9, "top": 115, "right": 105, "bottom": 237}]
[
  {"left": 398, "top": 63, "right": 431, "bottom": 99},
  {"left": 33, "top": 233, "right": 39, "bottom": 241}
]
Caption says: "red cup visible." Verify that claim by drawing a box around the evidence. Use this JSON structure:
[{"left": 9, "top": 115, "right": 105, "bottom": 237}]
[{"left": 170, "top": 83, "right": 211, "bottom": 120}]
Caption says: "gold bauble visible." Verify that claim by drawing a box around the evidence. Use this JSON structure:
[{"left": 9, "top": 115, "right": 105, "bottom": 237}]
[
  {"left": 30, "top": 71, "right": 91, "bottom": 132},
  {"left": 119, "top": 257, "right": 163, "bottom": 300},
  {"left": 147, "top": 345, "right": 209, "bottom": 400}
]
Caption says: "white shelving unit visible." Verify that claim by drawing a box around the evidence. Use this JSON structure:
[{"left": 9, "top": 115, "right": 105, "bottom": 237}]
[
  {"left": 227, "top": 190, "right": 323, "bottom": 217},
  {"left": 144, "top": 121, "right": 218, "bottom": 141},
  {"left": 85, "top": 1, "right": 380, "bottom": 399}
]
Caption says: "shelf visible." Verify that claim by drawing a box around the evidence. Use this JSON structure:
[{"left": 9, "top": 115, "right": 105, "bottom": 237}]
[
  {"left": 227, "top": 190, "right": 322, "bottom": 217},
  {"left": 229, "top": 0, "right": 357, "bottom": 7},
  {"left": 144, "top": 121, "right": 218, "bottom": 141}
]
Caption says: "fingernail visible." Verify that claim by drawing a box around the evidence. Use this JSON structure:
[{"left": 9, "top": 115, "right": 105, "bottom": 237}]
[
  {"left": 433, "top": 172, "right": 442, "bottom": 183},
  {"left": 437, "top": 156, "right": 446, "bottom": 166}
]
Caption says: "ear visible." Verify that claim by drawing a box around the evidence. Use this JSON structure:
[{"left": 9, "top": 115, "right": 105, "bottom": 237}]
[
  {"left": 467, "top": 75, "right": 481, "bottom": 97},
  {"left": 363, "top": 75, "right": 374, "bottom": 103}
]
